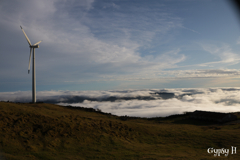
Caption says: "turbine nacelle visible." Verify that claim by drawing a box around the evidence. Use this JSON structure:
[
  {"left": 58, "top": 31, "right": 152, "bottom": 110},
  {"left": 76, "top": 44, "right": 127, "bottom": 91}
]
[{"left": 31, "top": 45, "right": 39, "bottom": 48}]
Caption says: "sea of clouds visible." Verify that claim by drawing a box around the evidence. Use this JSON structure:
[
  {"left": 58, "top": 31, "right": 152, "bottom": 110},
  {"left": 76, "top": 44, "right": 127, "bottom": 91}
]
[{"left": 1, "top": 88, "right": 240, "bottom": 117}]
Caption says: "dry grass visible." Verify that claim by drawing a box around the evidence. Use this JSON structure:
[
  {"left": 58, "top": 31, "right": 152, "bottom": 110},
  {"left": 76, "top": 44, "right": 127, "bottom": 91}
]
[{"left": 0, "top": 101, "right": 240, "bottom": 159}]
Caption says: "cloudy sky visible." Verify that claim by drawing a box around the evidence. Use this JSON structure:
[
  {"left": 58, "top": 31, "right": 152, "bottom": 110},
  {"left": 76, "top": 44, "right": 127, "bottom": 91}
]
[{"left": 1, "top": 0, "right": 240, "bottom": 92}]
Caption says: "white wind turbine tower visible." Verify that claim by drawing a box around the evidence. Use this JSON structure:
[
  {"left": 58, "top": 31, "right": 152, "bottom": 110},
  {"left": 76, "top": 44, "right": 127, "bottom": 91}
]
[{"left": 20, "top": 26, "right": 42, "bottom": 103}]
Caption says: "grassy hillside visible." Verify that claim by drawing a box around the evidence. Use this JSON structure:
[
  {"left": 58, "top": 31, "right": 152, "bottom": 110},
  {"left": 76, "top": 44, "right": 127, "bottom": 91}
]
[{"left": 0, "top": 102, "right": 240, "bottom": 160}]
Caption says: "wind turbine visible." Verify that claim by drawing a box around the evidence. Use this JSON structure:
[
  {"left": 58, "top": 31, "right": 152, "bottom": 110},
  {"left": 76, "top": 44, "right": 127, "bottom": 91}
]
[{"left": 20, "top": 26, "right": 42, "bottom": 103}]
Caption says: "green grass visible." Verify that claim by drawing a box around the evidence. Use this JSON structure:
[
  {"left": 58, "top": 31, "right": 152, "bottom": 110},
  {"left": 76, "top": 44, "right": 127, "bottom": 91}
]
[{"left": 0, "top": 102, "right": 240, "bottom": 159}]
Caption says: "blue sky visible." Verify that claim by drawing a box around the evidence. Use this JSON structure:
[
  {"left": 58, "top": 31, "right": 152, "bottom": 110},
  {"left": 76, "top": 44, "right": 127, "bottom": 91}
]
[{"left": 1, "top": 0, "right": 240, "bottom": 92}]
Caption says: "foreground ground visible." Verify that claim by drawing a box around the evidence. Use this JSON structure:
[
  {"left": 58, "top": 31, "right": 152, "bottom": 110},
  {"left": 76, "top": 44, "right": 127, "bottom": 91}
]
[{"left": 0, "top": 102, "right": 240, "bottom": 160}]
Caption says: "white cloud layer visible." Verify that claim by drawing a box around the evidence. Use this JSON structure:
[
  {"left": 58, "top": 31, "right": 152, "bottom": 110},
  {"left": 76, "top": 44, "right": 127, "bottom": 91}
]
[{"left": 1, "top": 88, "right": 240, "bottom": 117}]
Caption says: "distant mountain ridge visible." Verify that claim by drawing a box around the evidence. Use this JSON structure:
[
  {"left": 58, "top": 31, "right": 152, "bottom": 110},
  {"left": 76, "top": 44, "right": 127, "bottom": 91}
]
[{"left": 42, "top": 92, "right": 192, "bottom": 103}]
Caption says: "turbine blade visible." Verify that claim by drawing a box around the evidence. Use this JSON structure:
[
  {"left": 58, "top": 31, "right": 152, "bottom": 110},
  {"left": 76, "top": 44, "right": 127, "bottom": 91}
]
[
  {"left": 28, "top": 48, "right": 32, "bottom": 74},
  {"left": 20, "top": 26, "right": 32, "bottom": 46},
  {"left": 33, "top": 40, "right": 42, "bottom": 46}
]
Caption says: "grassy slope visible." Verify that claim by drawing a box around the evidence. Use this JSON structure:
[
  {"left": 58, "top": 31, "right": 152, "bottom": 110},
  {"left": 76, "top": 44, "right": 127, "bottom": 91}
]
[{"left": 0, "top": 102, "right": 240, "bottom": 160}]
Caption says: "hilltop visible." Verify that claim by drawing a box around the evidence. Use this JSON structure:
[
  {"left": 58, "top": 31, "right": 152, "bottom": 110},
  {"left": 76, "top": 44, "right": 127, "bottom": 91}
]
[{"left": 0, "top": 102, "right": 240, "bottom": 160}]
